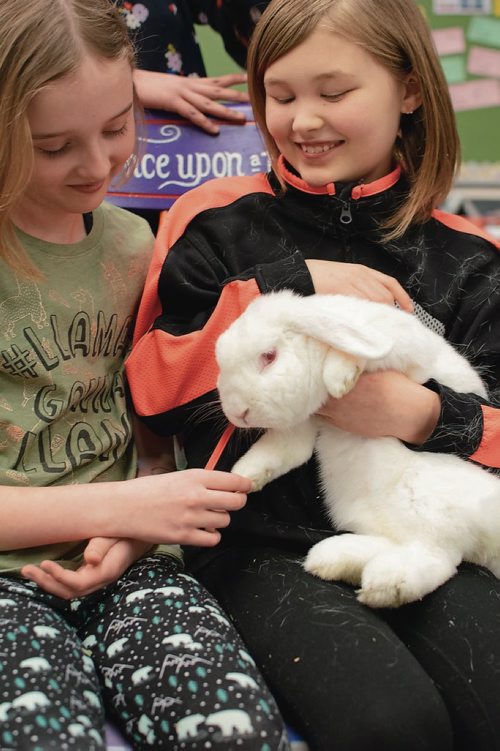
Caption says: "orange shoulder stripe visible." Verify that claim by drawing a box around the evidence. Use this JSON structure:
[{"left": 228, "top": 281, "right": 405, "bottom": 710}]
[
  {"left": 127, "top": 277, "right": 261, "bottom": 417},
  {"left": 133, "top": 173, "right": 274, "bottom": 345},
  {"left": 432, "top": 209, "right": 500, "bottom": 249},
  {"left": 469, "top": 405, "right": 500, "bottom": 469}
]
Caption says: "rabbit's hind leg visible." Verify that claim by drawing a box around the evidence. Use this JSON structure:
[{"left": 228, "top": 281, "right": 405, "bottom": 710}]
[
  {"left": 303, "top": 533, "right": 394, "bottom": 586},
  {"left": 358, "top": 542, "right": 459, "bottom": 609}
]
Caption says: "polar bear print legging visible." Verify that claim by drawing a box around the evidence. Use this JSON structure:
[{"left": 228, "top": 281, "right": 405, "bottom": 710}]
[{"left": 0, "top": 554, "right": 289, "bottom": 750}]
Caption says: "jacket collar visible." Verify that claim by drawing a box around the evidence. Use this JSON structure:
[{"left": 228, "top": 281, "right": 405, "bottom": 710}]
[{"left": 275, "top": 154, "right": 402, "bottom": 200}]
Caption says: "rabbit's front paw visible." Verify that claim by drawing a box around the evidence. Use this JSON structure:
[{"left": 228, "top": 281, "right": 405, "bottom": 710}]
[
  {"left": 232, "top": 456, "right": 275, "bottom": 492},
  {"left": 323, "top": 355, "right": 362, "bottom": 399}
]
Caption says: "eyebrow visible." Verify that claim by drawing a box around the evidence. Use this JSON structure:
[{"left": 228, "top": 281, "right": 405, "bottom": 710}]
[
  {"left": 264, "top": 71, "right": 354, "bottom": 86},
  {"left": 31, "top": 102, "right": 134, "bottom": 140}
]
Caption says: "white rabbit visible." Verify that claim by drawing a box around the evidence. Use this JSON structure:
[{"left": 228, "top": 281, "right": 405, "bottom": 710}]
[{"left": 215, "top": 289, "right": 500, "bottom": 608}]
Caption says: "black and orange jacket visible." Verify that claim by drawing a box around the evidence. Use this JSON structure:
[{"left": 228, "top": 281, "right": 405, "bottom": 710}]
[{"left": 126, "top": 159, "right": 500, "bottom": 556}]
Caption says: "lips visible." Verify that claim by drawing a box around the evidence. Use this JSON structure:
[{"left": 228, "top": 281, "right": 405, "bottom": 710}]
[{"left": 69, "top": 180, "right": 105, "bottom": 193}]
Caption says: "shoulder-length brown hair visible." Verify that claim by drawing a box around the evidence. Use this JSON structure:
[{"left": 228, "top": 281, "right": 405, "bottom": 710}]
[
  {"left": 0, "top": 0, "right": 137, "bottom": 277},
  {"left": 247, "top": 0, "right": 460, "bottom": 240}
]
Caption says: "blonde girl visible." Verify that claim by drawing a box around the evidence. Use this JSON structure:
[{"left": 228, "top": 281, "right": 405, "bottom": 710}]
[
  {"left": 127, "top": 0, "right": 500, "bottom": 749},
  {"left": 0, "top": 1, "right": 289, "bottom": 748}
]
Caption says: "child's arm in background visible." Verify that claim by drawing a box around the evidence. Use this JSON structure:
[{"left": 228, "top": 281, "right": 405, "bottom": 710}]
[{"left": 134, "top": 69, "right": 248, "bottom": 135}]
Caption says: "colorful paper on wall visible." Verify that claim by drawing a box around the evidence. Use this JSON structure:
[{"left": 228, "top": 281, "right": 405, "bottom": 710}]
[
  {"left": 449, "top": 78, "right": 500, "bottom": 110},
  {"left": 495, "top": 0, "right": 500, "bottom": 15},
  {"left": 441, "top": 55, "right": 468, "bottom": 82},
  {"left": 432, "top": 27, "right": 466, "bottom": 54},
  {"left": 467, "top": 15, "right": 500, "bottom": 45},
  {"left": 468, "top": 45, "right": 500, "bottom": 75},
  {"left": 434, "top": 0, "right": 491, "bottom": 13}
]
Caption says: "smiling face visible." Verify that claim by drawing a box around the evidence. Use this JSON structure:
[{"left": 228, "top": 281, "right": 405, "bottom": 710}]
[
  {"left": 15, "top": 53, "right": 135, "bottom": 233},
  {"left": 264, "top": 27, "right": 417, "bottom": 186}
]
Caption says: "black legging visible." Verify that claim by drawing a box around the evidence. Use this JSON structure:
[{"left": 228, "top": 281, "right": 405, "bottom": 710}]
[{"left": 197, "top": 546, "right": 500, "bottom": 751}]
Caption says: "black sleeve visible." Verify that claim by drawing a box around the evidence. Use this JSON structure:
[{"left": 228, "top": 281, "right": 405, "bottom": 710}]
[{"left": 189, "top": 0, "right": 271, "bottom": 68}]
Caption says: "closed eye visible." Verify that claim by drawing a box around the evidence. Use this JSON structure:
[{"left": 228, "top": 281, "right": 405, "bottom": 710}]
[
  {"left": 258, "top": 349, "right": 277, "bottom": 371},
  {"left": 270, "top": 96, "right": 294, "bottom": 104},
  {"left": 321, "top": 90, "right": 350, "bottom": 101}
]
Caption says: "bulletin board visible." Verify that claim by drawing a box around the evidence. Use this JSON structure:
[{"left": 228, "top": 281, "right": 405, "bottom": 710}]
[{"left": 421, "top": 1, "right": 500, "bottom": 179}]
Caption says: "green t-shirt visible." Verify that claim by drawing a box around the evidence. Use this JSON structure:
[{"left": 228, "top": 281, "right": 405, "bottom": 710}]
[{"left": 0, "top": 202, "right": 179, "bottom": 572}]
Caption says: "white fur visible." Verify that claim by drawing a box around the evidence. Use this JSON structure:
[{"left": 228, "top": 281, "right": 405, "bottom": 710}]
[{"left": 215, "top": 290, "right": 500, "bottom": 608}]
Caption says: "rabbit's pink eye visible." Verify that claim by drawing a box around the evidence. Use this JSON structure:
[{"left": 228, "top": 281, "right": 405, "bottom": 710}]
[{"left": 259, "top": 349, "right": 277, "bottom": 370}]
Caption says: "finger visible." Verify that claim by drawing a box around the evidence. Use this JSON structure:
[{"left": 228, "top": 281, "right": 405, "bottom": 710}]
[
  {"left": 200, "top": 470, "right": 252, "bottom": 492},
  {"left": 209, "top": 73, "right": 248, "bottom": 87},
  {"left": 181, "top": 91, "right": 246, "bottom": 121},
  {"left": 390, "top": 283, "right": 413, "bottom": 312},
  {"left": 39, "top": 559, "right": 90, "bottom": 583},
  {"left": 205, "top": 491, "right": 248, "bottom": 512},
  {"left": 205, "top": 88, "right": 249, "bottom": 104},
  {"left": 39, "top": 560, "right": 112, "bottom": 597},
  {"left": 374, "top": 272, "right": 413, "bottom": 311},
  {"left": 188, "top": 528, "right": 222, "bottom": 547},
  {"left": 21, "top": 565, "right": 75, "bottom": 600},
  {"left": 204, "top": 509, "right": 233, "bottom": 529},
  {"left": 353, "top": 278, "right": 401, "bottom": 308},
  {"left": 84, "top": 537, "right": 119, "bottom": 565},
  {"left": 173, "top": 100, "right": 221, "bottom": 134}
]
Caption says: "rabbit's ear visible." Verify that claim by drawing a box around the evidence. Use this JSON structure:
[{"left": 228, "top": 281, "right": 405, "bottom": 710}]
[{"left": 291, "top": 295, "right": 393, "bottom": 360}]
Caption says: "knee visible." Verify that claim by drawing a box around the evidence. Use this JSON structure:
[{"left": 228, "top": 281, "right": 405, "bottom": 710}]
[
  {"left": 340, "top": 690, "right": 453, "bottom": 751},
  {"left": 303, "top": 686, "right": 453, "bottom": 751}
]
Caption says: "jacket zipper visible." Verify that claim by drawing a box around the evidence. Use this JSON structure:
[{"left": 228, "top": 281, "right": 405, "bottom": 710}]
[{"left": 340, "top": 203, "right": 352, "bottom": 224}]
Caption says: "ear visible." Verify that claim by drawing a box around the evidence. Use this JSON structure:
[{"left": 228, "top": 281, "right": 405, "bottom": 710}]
[
  {"left": 290, "top": 295, "right": 393, "bottom": 360},
  {"left": 401, "top": 72, "right": 422, "bottom": 115}
]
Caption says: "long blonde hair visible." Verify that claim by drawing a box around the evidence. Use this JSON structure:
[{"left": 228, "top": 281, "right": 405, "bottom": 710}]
[
  {"left": 247, "top": 0, "right": 460, "bottom": 240},
  {"left": 0, "top": 0, "right": 136, "bottom": 277}
]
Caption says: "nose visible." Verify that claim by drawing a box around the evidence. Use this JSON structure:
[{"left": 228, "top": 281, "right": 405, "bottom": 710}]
[
  {"left": 78, "top": 140, "right": 111, "bottom": 181},
  {"left": 291, "top": 103, "right": 324, "bottom": 134},
  {"left": 237, "top": 408, "right": 250, "bottom": 424}
]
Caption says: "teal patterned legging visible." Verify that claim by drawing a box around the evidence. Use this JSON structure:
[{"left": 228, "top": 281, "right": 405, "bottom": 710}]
[{"left": 0, "top": 554, "right": 289, "bottom": 750}]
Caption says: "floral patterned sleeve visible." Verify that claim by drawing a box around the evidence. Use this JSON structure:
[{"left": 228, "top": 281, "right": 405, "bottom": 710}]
[{"left": 117, "top": 0, "right": 271, "bottom": 75}]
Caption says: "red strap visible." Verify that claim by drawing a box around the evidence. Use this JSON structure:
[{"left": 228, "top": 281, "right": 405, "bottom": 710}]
[{"left": 204, "top": 423, "right": 235, "bottom": 470}]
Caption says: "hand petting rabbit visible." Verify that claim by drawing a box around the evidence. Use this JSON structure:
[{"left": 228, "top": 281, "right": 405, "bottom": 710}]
[{"left": 215, "top": 290, "right": 500, "bottom": 608}]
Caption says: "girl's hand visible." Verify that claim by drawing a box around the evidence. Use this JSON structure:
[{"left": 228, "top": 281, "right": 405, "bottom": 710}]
[
  {"left": 318, "top": 370, "right": 441, "bottom": 444},
  {"left": 21, "top": 538, "right": 153, "bottom": 600},
  {"left": 305, "top": 260, "right": 413, "bottom": 312},
  {"left": 114, "top": 469, "right": 250, "bottom": 547},
  {"left": 133, "top": 69, "right": 249, "bottom": 134}
]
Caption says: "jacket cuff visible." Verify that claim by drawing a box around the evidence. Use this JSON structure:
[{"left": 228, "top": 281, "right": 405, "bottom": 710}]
[
  {"left": 255, "top": 250, "right": 315, "bottom": 296},
  {"left": 406, "top": 379, "right": 484, "bottom": 458}
]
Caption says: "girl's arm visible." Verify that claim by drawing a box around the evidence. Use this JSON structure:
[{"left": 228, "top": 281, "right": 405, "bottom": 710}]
[
  {"left": 305, "top": 259, "right": 413, "bottom": 311},
  {"left": 319, "top": 254, "right": 500, "bottom": 469},
  {"left": 318, "top": 371, "right": 441, "bottom": 445},
  {"left": 20, "top": 419, "right": 180, "bottom": 598},
  {"left": 0, "top": 468, "right": 250, "bottom": 551}
]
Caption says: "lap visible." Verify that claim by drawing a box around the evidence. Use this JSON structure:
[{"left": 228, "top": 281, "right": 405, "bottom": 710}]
[
  {"left": 0, "top": 576, "right": 105, "bottom": 750},
  {"left": 386, "top": 563, "right": 500, "bottom": 751},
  {"left": 81, "top": 553, "right": 288, "bottom": 750},
  {"left": 196, "top": 545, "right": 453, "bottom": 751}
]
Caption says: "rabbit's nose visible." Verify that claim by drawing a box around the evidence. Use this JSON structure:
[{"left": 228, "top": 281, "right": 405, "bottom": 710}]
[{"left": 236, "top": 408, "right": 250, "bottom": 424}]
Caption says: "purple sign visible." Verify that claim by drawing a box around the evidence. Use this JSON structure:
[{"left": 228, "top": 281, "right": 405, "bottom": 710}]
[{"left": 106, "top": 104, "right": 268, "bottom": 210}]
